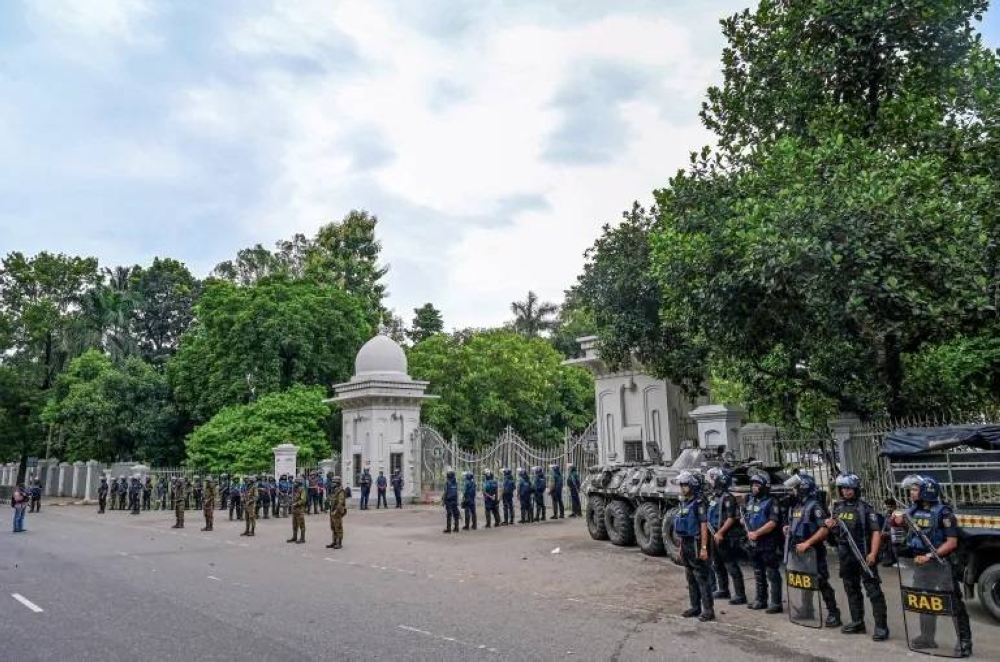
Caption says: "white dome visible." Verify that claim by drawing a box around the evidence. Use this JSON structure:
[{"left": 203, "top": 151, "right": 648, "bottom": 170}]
[{"left": 353, "top": 335, "right": 408, "bottom": 380}]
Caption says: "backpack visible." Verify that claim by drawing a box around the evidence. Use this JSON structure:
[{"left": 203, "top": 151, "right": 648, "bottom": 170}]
[{"left": 344, "top": 486, "right": 353, "bottom": 499}]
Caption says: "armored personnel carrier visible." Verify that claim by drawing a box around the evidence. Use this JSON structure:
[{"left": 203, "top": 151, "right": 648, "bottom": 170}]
[{"left": 583, "top": 447, "right": 791, "bottom": 564}]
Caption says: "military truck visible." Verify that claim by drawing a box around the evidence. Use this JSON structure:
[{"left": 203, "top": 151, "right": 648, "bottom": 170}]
[
  {"left": 882, "top": 424, "right": 1000, "bottom": 622},
  {"left": 583, "top": 446, "right": 791, "bottom": 564}
]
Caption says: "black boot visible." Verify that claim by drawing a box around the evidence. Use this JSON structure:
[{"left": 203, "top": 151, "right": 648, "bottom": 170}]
[
  {"left": 296, "top": 534, "right": 305, "bottom": 544},
  {"left": 698, "top": 611, "right": 715, "bottom": 622},
  {"left": 765, "top": 604, "right": 783, "bottom": 614},
  {"left": 841, "top": 621, "right": 866, "bottom": 634},
  {"left": 681, "top": 607, "right": 701, "bottom": 618},
  {"left": 824, "top": 612, "right": 842, "bottom": 628},
  {"left": 326, "top": 541, "right": 336, "bottom": 548}
]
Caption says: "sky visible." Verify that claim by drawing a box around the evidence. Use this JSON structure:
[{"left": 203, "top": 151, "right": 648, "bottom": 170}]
[{"left": 2, "top": 1, "right": 999, "bottom": 331}]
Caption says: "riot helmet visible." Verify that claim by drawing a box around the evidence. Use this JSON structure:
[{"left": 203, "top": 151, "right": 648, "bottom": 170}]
[
  {"left": 674, "top": 470, "right": 703, "bottom": 496},
  {"left": 918, "top": 476, "right": 942, "bottom": 504},
  {"left": 835, "top": 473, "right": 861, "bottom": 499},
  {"left": 749, "top": 471, "right": 770, "bottom": 496},
  {"left": 783, "top": 473, "right": 817, "bottom": 500},
  {"left": 705, "top": 466, "right": 732, "bottom": 491}
]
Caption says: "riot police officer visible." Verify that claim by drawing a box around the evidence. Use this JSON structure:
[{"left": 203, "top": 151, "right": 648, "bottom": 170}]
[
  {"left": 893, "top": 475, "right": 972, "bottom": 657},
  {"left": 229, "top": 476, "right": 243, "bottom": 521},
  {"left": 482, "top": 469, "right": 500, "bottom": 528},
  {"left": 142, "top": 476, "right": 152, "bottom": 510},
  {"left": 549, "top": 464, "right": 565, "bottom": 519},
  {"left": 533, "top": 466, "right": 547, "bottom": 522},
  {"left": 109, "top": 476, "right": 119, "bottom": 511},
  {"left": 461, "top": 470, "right": 477, "bottom": 530},
  {"left": 443, "top": 469, "right": 460, "bottom": 533},
  {"left": 674, "top": 470, "right": 714, "bottom": 621},
  {"left": 567, "top": 463, "right": 582, "bottom": 518},
  {"left": 391, "top": 469, "right": 404, "bottom": 508},
  {"left": 784, "top": 473, "right": 841, "bottom": 627},
  {"left": 220, "top": 473, "right": 230, "bottom": 511},
  {"left": 705, "top": 467, "right": 746, "bottom": 605},
  {"left": 501, "top": 467, "right": 516, "bottom": 526},
  {"left": 743, "top": 473, "right": 782, "bottom": 614},
  {"left": 517, "top": 467, "right": 533, "bottom": 523},
  {"left": 825, "top": 473, "right": 888, "bottom": 640}
]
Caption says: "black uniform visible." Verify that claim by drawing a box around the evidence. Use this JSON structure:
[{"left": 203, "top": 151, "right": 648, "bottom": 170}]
[
  {"left": 830, "top": 497, "right": 887, "bottom": 636},
  {"left": 787, "top": 496, "right": 840, "bottom": 624},
  {"left": 707, "top": 488, "right": 746, "bottom": 603}
]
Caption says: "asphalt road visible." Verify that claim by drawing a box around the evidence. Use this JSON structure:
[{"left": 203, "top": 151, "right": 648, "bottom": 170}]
[{"left": 2, "top": 503, "right": 996, "bottom": 661}]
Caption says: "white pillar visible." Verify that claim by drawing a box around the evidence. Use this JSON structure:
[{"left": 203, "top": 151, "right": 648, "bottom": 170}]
[
  {"left": 45, "top": 460, "right": 60, "bottom": 496},
  {"left": 688, "top": 405, "right": 745, "bottom": 452},
  {"left": 58, "top": 462, "right": 71, "bottom": 496},
  {"left": 273, "top": 444, "right": 298, "bottom": 479},
  {"left": 84, "top": 461, "right": 101, "bottom": 503},
  {"left": 0, "top": 463, "right": 9, "bottom": 486},
  {"left": 828, "top": 412, "right": 861, "bottom": 473},
  {"left": 71, "top": 461, "right": 85, "bottom": 498}
]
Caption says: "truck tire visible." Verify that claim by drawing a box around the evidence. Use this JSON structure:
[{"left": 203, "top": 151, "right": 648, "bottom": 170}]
[
  {"left": 586, "top": 496, "right": 609, "bottom": 541},
  {"left": 634, "top": 502, "right": 665, "bottom": 556},
  {"left": 662, "top": 507, "right": 683, "bottom": 566},
  {"left": 978, "top": 562, "right": 1000, "bottom": 623},
  {"left": 605, "top": 499, "right": 636, "bottom": 547}
]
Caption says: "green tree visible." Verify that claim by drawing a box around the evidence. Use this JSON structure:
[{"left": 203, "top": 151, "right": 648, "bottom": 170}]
[
  {"left": 129, "top": 258, "right": 200, "bottom": 366},
  {"left": 510, "top": 291, "right": 559, "bottom": 338},
  {"left": 0, "top": 365, "right": 45, "bottom": 475},
  {"left": 185, "top": 385, "right": 331, "bottom": 473},
  {"left": 212, "top": 210, "right": 389, "bottom": 325},
  {"left": 576, "top": 1, "right": 1000, "bottom": 422},
  {"left": 41, "top": 350, "right": 179, "bottom": 463},
  {"left": 408, "top": 330, "right": 594, "bottom": 447},
  {"left": 168, "top": 277, "right": 371, "bottom": 423},
  {"left": 408, "top": 303, "right": 444, "bottom": 343},
  {"left": 0, "top": 251, "right": 101, "bottom": 389}
]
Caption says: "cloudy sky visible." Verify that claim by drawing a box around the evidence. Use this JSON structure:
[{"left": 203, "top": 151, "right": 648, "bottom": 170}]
[{"left": 2, "top": 1, "right": 998, "bottom": 331}]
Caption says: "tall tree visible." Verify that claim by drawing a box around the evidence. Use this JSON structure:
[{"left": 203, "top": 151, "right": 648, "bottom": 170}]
[
  {"left": 130, "top": 258, "right": 200, "bottom": 366},
  {"left": 168, "top": 277, "right": 372, "bottom": 423},
  {"left": 408, "top": 303, "right": 444, "bottom": 343},
  {"left": 576, "top": 1, "right": 1000, "bottom": 422},
  {"left": 509, "top": 291, "right": 559, "bottom": 338},
  {"left": 0, "top": 252, "right": 101, "bottom": 389}
]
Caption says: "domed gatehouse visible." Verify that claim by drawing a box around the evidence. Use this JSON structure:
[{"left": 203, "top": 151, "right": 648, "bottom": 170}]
[{"left": 327, "top": 335, "right": 436, "bottom": 502}]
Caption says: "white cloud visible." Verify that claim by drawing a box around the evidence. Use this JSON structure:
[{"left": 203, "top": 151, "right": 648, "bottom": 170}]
[{"left": 10, "top": 0, "right": 750, "bottom": 331}]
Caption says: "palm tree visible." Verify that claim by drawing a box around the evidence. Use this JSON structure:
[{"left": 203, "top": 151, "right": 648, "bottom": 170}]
[
  {"left": 81, "top": 266, "right": 138, "bottom": 363},
  {"left": 510, "top": 291, "right": 559, "bottom": 338}
]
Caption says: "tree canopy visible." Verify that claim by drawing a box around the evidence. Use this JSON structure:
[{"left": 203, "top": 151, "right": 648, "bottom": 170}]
[
  {"left": 574, "top": 0, "right": 1000, "bottom": 424},
  {"left": 409, "top": 303, "right": 444, "bottom": 343},
  {"left": 408, "top": 330, "right": 594, "bottom": 447},
  {"left": 185, "top": 385, "right": 332, "bottom": 473},
  {"left": 168, "top": 277, "right": 372, "bottom": 424}
]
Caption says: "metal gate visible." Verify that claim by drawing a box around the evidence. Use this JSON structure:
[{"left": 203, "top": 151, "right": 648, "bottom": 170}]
[{"left": 418, "top": 421, "right": 598, "bottom": 499}]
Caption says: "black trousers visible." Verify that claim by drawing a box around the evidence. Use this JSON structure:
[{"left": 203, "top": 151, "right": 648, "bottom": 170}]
[
  {"left": 550, "top": 490, "right": 564, "bottom": 518},
  {"left": 750, "top": 544, "right": 782, "bottom": 607},
  {"left": 534, "top": 497, "right": 546, "bottom": 521},
  {"left": 393, "top": 489, "right": 402, "bottom": 508},
  {"left": 502, "top": 497, "right": 515, "bottom": 524},
  {"left": 484, "top": 500, "right": 500, "bottom": 527},
  {"left": 377, "top": 490, "right": 387, "bottom": 509},
  {"left": 519, "top": 497, "right": 532, "bottom": 522},
  {"left": 838, "top": 548, "right": 886, "bottom": 626},
  {"left": 681, "top": 537, "right": 714, "bottom": 613},
  {"left": 445, "top": 501, "right": 460, "bottom": 530},
  {"left": 711, "top": 537, "right": 745, "bottom": 599}
]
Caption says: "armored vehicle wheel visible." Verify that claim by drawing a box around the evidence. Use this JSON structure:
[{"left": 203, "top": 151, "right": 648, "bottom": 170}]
[
  {"left": 605, "top": 499, "right": 635, "bottom": 547},
  {"left": 662, "top": 507, "right": 682, "bottom": 566},
  {"left": 634, "top": 502, "right": 665, "bottom": 556},
  {"left": 979, "top": 562, "right": 1000, "bottom": 622},
  {"left": 586, "top": 496, "right": 609, "bottom": 541}
]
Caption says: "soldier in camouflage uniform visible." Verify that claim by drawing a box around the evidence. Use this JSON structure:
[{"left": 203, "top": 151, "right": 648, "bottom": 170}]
[
  {"left": 326, "top": 476, "right": 347, "bottom": 549},
  {"left": 171, "top": 478, "right": 185, "bottom": 528},
  {"left": 241, "top": 476, "right": 257, "bottom": 536},
  {"left": 201, "top": 476, "right": 216, "bottom": 531},
  {"left": 288, "top": 476, "right": 306, "bottom": 544}
]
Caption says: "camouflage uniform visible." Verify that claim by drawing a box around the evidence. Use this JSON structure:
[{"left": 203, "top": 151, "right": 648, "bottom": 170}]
[
  {"left": 327, "top": 478, "right": 346, "bottom": 549},
  {"left": 171, "top": 479, "right": 185, "bottom": 528},
  {"left": 201, "top": 478, "right": 216, "bottom": 531},
  {"left": 241, "top": 478, "right": 257, "bottom": 536},
  {"left": 288, "top": 478, "right": 306, "bottom": 544}
]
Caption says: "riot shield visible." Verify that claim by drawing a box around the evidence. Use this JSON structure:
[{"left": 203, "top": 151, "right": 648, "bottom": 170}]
[
  {"left": 785, "top": 546, "right": 823, "bottom": 628},
  {"left": 898, "top": 556, "right": 960, "bottom": 658}
]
